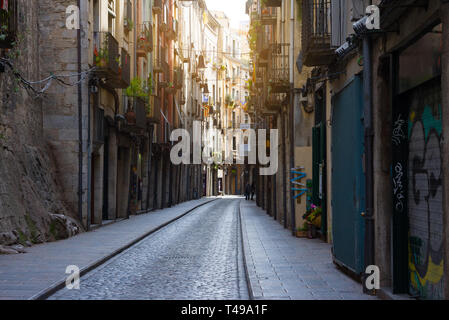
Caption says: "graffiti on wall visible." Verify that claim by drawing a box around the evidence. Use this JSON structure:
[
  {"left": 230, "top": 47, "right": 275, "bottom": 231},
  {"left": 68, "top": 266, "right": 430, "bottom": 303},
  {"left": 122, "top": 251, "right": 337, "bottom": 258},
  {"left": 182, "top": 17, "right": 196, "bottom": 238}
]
[
  {"left": 291, "top": 167, "right": 307, "bottom": 200},
  {"left": 408, "top": 104, "right": 444, "bottom": 299}
]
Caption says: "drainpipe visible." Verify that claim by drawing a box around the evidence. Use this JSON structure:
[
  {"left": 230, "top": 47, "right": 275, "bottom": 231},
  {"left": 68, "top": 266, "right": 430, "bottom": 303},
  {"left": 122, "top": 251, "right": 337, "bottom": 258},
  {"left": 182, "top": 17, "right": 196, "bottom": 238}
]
[
  {"left": 362, "top": 36, "right": 375, "bottom": 293},
  {"left": 281, "top": 0, "right": 287, "bottom": 229},
  {"left": 146, "top": 125, "right": 154, "bottom": 210},
  {"left": 87, "top": 80, "right": 92, "bottom": 231},
  {"left": 289, "top": 0, "right": 296, "bottom": 235},
  {"left": 77, "top": 0, "right": 84, "bottom": 227}
]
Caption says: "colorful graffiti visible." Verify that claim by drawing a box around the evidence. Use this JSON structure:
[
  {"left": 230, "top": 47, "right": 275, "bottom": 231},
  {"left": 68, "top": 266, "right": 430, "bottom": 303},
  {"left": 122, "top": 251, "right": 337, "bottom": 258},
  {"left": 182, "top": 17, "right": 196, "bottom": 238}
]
[{"left": 408, "top": 103, "right": 444, "bottom": 299}]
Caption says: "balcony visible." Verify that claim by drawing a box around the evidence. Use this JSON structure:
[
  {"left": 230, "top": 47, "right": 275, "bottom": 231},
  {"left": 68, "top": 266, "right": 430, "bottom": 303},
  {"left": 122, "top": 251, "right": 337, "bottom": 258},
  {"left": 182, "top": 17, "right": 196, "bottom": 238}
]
[
  {"left": 264, "top": 0, "right": 282, "bottom": 7},
  {"left": 302, "top": 0, "right": 335, "bottom": 66},
  {"left": 0, "top": 0, "right": 17, "bottom": 49},
  {"left": 264, "top": 94, "right": 287, "bottom": 114},
  {"left": 124, "top": 0, "right": 133, "bottom": 32},
  {"left": 137, "top": 22, "right": 153, "bottom": 57},
  {"left": 260, "top": 7, "right": 277, "bottom": 25},
  {"left": 123, "top": 96, "right": 147, "bottom": 132},
  {"left": 174, "top": 67, "right": 183, "bottom": 89},
  {"left": 269, "top": 43, "right": 290, "bottom": 93},
  {"left": 152, "top": 0, "right": 162, "bottom": 15},
  {"left": 93, "top": 32, "right": 120, "bottom": 82}
]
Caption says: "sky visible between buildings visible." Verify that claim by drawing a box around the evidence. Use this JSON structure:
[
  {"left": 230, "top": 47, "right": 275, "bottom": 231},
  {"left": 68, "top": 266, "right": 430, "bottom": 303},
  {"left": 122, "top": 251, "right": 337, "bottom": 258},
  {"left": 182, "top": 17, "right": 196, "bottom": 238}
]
[{"left": 206, "top": 0, "right": 249, "bottom": 29}]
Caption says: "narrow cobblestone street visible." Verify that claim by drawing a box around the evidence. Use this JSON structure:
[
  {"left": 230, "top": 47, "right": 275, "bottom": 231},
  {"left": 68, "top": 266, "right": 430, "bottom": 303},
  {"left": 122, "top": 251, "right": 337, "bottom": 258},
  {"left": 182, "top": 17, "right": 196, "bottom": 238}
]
[
  {"left": 49, "top": 199, "right": 249, "bottom": 300},
  {"left": 43, "top": 197, "right": 376, "bottom": 300}
]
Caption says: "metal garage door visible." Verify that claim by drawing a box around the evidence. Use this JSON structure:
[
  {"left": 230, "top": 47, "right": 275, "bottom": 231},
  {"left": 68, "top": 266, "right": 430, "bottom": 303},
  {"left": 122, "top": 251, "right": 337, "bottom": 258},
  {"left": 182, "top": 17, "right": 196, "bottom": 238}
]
[{"left": 331, "top": 75, "right": 366, "bottom": 274}]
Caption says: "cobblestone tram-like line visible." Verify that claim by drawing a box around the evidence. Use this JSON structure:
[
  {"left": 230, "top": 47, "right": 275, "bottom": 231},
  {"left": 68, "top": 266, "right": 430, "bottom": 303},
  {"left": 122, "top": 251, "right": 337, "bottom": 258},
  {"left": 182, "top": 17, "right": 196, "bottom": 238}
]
[{"left": 49, "top": 199, "right": 249, "bottom": 300}]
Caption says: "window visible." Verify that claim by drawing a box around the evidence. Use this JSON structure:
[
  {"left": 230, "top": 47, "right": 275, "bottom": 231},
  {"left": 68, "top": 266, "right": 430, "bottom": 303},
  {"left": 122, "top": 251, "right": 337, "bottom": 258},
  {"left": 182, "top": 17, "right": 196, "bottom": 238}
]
[{"left": 108, "top": 0, "right": 116, "bottom": 36}]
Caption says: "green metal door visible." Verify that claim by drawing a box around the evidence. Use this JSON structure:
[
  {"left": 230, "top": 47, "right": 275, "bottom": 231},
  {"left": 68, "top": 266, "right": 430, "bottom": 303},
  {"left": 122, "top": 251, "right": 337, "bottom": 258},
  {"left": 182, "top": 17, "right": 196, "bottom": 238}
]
[{"left": 331, "top": 75, "right": 366, "bottom": 274}]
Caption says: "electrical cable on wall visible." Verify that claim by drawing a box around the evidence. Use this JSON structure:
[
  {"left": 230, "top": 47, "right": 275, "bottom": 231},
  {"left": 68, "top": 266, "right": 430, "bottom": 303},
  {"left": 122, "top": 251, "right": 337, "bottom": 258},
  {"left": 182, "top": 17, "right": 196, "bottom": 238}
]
[{"left": 0, "top": 57, "right": 95, "bottom": 99}]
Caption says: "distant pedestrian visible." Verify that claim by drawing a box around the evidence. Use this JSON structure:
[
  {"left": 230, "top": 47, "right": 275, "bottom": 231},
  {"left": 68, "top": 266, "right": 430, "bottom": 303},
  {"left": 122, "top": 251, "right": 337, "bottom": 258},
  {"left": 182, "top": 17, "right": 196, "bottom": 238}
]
[
  {"left": 245, "top": 183, "right": 251, "bottom": 200},
  {"left": 251, "top": 182, "right": 255, "bottom": 201}
]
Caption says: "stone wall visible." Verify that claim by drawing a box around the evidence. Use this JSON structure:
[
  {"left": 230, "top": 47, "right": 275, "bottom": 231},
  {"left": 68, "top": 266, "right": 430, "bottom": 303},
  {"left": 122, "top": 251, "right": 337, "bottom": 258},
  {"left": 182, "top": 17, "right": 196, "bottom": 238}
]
[{"left": 0, "top": 0, "right": 82, "bottom": 249}]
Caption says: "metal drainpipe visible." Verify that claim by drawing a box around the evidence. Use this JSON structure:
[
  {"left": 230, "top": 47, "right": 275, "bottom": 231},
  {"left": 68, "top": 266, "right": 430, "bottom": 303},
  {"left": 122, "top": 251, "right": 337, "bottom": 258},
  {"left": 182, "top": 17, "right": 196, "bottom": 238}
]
[
  {"left": 77, "top": 0, "right": 84, "bottom": 228},
  {"left": 281, "top": 0, "right": 287, "bottom": 229},
  {"left": 289, "top": 0, "right": 296, "bottom": 235},
  {"left": 87, "top": 80, "right": 92, "bottom": 231},
  {"left": 146, "top": 125, "right": 154, "bottom": 210},
  {"left": 363, "top": 36, "right": 375, "bottom": 293}
]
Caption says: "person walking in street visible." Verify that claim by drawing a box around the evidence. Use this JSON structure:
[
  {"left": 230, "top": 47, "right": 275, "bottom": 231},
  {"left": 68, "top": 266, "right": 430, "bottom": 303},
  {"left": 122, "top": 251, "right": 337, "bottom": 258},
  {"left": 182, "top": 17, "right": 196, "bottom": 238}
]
[
  {"left": 251, "top": 182, "right": 255, "bottom": 201},
  {"left": 245, "top": 183, "right": 251, "bottom": 201}
]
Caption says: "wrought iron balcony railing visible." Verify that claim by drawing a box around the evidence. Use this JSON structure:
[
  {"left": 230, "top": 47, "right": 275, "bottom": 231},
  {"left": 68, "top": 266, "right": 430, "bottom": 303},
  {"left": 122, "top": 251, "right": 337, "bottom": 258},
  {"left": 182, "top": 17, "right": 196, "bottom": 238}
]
[
  {"left": 93, "top": 32, "right": 130, "bottom": 88},
  {"left": 0, "top": 0, "right": 17, "bottom": 49},
  {"left": 269, "top": 43, "right": 290, "bottom": 93},
  {"left": 302, "top": 0, "right": 335, "bottom": 66},
  {"left": 93, "top": 32, "right": 119, "bottom": 80},
  {"left": 264, "top": 93, "right": 288, "bottom": 114},
  {"left": 259, "top": 7, "right": 277, "bottom": 25},
  {"left": 137, "top": 22, "right": 153, "bottom": 57}
]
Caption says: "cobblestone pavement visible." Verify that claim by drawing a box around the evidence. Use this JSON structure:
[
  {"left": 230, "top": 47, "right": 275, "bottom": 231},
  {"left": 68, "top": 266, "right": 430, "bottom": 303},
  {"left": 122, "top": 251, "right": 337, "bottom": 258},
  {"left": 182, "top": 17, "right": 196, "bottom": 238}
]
[
  {"left": 240, "top": 200, "right": 379, "bottom": 300},
  {"left": 49, "top": 199, "right": 249, "bottom": 300},
  {"left": 0, "top": 198, "right": 215, "bottom": 300}
]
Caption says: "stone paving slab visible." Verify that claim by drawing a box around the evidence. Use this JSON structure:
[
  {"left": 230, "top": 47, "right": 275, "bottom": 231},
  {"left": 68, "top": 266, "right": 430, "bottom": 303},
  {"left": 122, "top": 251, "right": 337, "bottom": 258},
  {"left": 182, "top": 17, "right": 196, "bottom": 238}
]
[
  {"left": 0, "top": 198, "right": 217, "bottom": 300},
  {"left": 239, "top": 200, "right": 378, "bottom": 300}
]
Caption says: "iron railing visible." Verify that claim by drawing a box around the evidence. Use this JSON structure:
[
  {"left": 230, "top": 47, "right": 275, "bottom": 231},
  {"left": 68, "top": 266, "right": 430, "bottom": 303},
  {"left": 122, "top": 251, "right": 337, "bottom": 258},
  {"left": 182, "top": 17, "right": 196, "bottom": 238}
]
[
  {"left": 93, "top": 31, "right": 120, "bottom": 76},
  {"left": 259, "top": 6, "right": 277, "bottom": 25},
  {"left": 136, "top": 22, "right": 153, "bottom": 56},
  {"left": 120, "top": 48, "right": 131, "bottom": 88},
  {"left": 135, "top": 97, "right": 147, "bottom": 129},
  {"left": 302, "top": 0, "right": 334, "bottom": 66},
  {"left": 269, "top": 43, "right": 290, "bottom": 93}
]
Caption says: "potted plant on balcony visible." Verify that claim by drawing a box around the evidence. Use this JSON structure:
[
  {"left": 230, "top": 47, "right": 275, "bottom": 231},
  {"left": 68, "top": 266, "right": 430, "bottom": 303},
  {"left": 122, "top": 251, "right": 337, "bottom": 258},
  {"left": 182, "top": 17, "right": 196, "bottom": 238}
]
[
  {"left": 94, "top": 46, "right": 109, "bottom": 68},
  {"left": 225, "top": 94, "right": 235, "bottom": 109},
  {"left": 125, "top": 77, "right": 147, "bottom": 124},
  {"left": 165, "top": 82, "right": 176, "bottom": 94}
]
